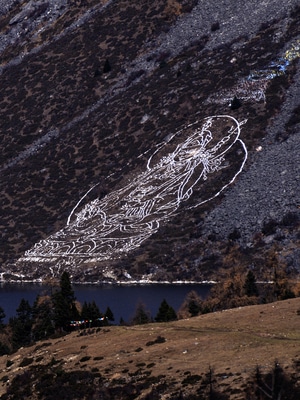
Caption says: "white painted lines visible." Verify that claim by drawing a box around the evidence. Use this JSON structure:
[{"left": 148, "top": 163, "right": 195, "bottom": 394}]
[{"left": 20, "top": 115, "right": 248, "bottom": 263}]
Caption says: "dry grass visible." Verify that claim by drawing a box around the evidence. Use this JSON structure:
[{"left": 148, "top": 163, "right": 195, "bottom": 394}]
[{"left": 1, "top": 298, "right": 300, "bottom": 398}]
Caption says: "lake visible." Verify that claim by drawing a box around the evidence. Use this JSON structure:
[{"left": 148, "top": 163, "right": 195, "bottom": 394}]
[{"left": 0, "top": 283, "right": 212, "bottom": 324}]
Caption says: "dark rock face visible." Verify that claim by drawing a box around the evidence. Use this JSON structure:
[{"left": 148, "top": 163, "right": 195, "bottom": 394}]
[{"left": 0, "top": 0, "right": 299, "bottom": 282}]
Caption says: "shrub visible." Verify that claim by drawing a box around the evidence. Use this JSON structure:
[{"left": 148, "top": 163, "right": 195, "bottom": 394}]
[
  {"left": 34, "top": 342, "right": 52, "bottom": 351},
  {"left": 281, "top": 212, "right": 299, "bottom": 228},
  {"left": 228, "top": 228, "right": 241, "bottom": 241},
  {"left": 19, "top": 357, "right": 34, "bottom": 367},
  {"left": 3, "top": 370, "right": 32, "bottom": 398},
  {"left": 79, "top": 356, "right": 91, "bottom": 362},
  {"left": 146, "top": 335, "right": 166, "bottom": 346},
  {"left": 211, "top": 21, "right": 220, "bottom": 31},
  {"left": 262, "top": 219, "right": 278, "bottom": 235},
  {"left": 154, "top": 335, "right": 166, "bottom": 344},
  {"left": 230, "top": 96, "right": 242, "bottom": 110},
  {"left": 182, "top": 374, "right": 201, "bottom": 386},
  {"left": 136, "top": 362, "right": 146, "bottom": 367},
  {"left": 0, "top": 342, "right": 10, "bottom": 356},
  {"left": 49, "top": 357, "right": 59, "bottom": 366},
  {"left": 6, "top": 360, "right": 14, "bottom": 368}
]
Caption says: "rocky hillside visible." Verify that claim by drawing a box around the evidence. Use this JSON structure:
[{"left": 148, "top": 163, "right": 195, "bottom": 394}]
[{"left": 0, "top": 0, "right": 299, "bottom": 282}]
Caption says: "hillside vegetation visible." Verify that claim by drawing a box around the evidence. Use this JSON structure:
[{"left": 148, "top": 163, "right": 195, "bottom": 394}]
[
  {"left": 1, "top": 297, "right": 300, "bottom": 399},
  {"left": 0, "top": 0, "right": 299, "bottom": 282},
  {"left": 0, "top": 271, "right": 299, "bottom": 398}
]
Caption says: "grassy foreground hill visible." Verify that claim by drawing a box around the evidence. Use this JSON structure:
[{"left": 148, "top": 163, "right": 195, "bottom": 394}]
[{"left": 1, "top": 298, "right": 300, "bottom": 399}]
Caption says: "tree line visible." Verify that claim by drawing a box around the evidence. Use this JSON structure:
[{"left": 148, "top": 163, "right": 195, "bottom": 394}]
[
  {"left": 0, "top": 263, "right": 298, "bottom": 355},
  {"left": 0, "top": 272, "right": 114, "bottom": 354},
  {"left": 0, "top": 271, "right": 178, "bottom": 355},
  {"left": 177, "top": 266, "right": 299, "bottom": 319}
]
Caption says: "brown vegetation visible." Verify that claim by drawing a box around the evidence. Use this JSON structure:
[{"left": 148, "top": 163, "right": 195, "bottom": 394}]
[{"left": 1, "top": 298, "right": 300, "bottom": 398}]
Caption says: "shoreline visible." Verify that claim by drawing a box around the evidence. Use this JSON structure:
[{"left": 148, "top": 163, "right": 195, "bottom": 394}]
[{"left": 0, "top": 279, "right": 216, "bottom": 286}]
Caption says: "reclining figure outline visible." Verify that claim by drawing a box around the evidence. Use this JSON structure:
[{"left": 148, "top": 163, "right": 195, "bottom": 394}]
[{"left": 22, "top": 115, "right": 247, "bottom": 262}]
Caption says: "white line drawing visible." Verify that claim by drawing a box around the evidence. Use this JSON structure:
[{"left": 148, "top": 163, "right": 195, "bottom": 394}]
[{"left": 20, "top": 115, "right": 247, "bottom": 263}]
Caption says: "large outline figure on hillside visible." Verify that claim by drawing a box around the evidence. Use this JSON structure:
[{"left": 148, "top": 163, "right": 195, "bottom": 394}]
[{"left": 21, "top": 115, "right": 247, "bottom": 262}]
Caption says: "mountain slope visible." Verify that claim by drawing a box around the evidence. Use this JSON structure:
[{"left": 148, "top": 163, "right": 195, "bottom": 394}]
[{"left": 0, "top": 0, "right": 299, "bottom": 282}]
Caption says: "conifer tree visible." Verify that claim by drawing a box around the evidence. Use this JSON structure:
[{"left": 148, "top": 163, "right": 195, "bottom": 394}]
[
  {"left": 131, "top": 302, "right": 151, "bottom": 325},
  {"left": 90, "top": 301, "right": 102, "bottom": 320},
  {"left": 248, "top": 361, "right": 300, "bottom": 399},
  {"left": 104, "top": 306, "right": 115, "bottom": 324},
  {"left": 103, "top": 58, "right": 111, "bottom": 73},
  {"left": 188, "top": 298, "right": 201, "bottom": 317},
  {"left": 60, "top": 271, "right": 76, "bottom": 304},
  {"left": 155, "top": 299, "right": 177, "bottom": 322},
  {"left": 81, "top": 301, "right": 89, "bottom": 320},
  {"left": 16, "top": 298, "right": 32, "bottom": 322},
  {"left": 52, "top": 271, "right": 79, "bottom": 331},
  {"left": 0, "top": 306, "right": 5, "bottom": 329},
  {"left": 178, "top": 290, "right": 203, "bottom": 318},
  {"left": 243, "top": 270, "right": 259, "bottom": 297},
  {"left": 10, "top": 299, "right": 33, "bottom": 348},
  {"left": 81, "top": 301, "right": 102, "bottom": 327},
  {"left": 265, "top": 248, "right": 296, "bottom": 301},
  {"left": 32, "top": 296, "right": 54, "bottom": 340}
]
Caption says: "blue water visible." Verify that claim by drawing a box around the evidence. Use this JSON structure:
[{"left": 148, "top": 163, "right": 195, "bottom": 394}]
[{"left": 0, "top": 283, "right": 211, "bottom": 324}]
